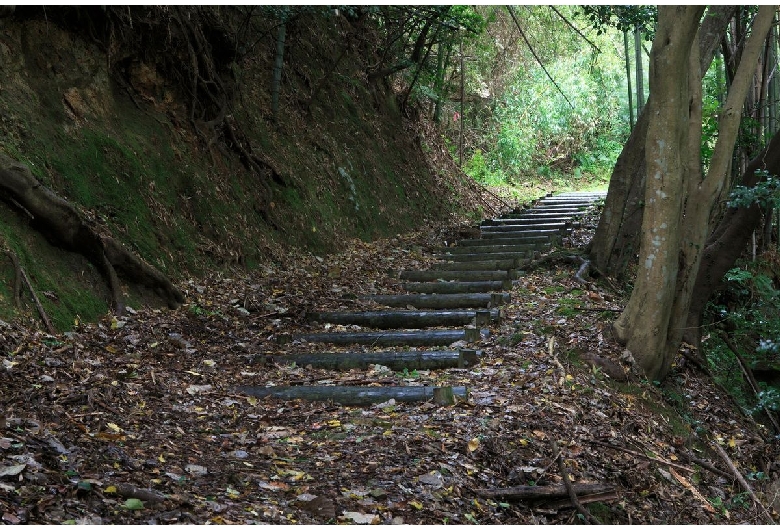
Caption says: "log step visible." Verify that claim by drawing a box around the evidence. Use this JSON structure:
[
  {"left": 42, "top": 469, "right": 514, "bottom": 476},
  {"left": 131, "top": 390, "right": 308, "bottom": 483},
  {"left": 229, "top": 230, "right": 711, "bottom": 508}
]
[
  {"left": 456, "top": 235, "right": 550, "bottom": 246},
  {"left": 306, "top": 309, "right": 498, "bottom": 328},
  {"left": 236, "top": 385, "right": 469, "bottom": 406},
  {"left": 430, "top": 259, "right": 521, "bottom": 271},
  {"left": 290, "top": 328, "right": 481, "bottom": 346},
  {"left": 444, "top": 243, "right": 542, "bottom": 254},
  {"left": 482, "top": 225, "right": 567, "bottom": 235},
  {"left": 480, "top": 222, "right": 568, "bottom": 232},
  {"left": 251, "top": 348, "right": 482, "bottom": 371},
  {"left": 434, "top": 251, "right": 534, "bottom": 262},
  {"left": 365, "top": 292, "right": 509, "bottom": 309},
  {"left": 400, "top": 270, "right": 512, "bottom": 281},
  {"left": 483, "top": 217, "right": 574, "bottom": 226},
  {"left": 402, "top": 280, "right": 510, "bottom": 294}
]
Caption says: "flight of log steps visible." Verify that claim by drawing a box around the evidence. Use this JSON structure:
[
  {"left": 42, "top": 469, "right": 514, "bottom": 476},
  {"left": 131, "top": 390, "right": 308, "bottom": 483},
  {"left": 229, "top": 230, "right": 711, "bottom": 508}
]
[{"left": 238, "top": 191, "right": 606, "bottom": 405}]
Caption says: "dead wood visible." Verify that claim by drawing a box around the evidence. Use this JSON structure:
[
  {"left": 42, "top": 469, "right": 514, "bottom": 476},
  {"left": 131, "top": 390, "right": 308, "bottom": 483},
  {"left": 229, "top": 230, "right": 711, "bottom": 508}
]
[
  {"left": 551, "top": 438, "right": 602, "bottom": 524},
  {"left": 0, "top": 153, "right": 185, "bottom": 312},
  {"left": 5, "top": 248, "right": 22, "bottom": 308},
  {"left": 718, "top": 330, "right": 780, "bottom": 434},
  {"left": 19, "top": 264, "right": 55, "bottom": 334},
  {"left": 711, "top": 442, "right": 775, "bottom": 524},
  {"left": 476, "top": 482, "right": 613, "bottom": 502},
  {"left": 587, "top": 439, "right": 695, "bottom": 473}
]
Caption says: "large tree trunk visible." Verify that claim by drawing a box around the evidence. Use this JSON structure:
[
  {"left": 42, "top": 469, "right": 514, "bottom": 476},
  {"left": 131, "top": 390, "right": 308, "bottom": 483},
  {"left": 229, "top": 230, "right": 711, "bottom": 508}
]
[
  {"left": 672, "top": 7, "right": 775, "bottom": 355},
  {"left": 612, "top": 6, "right": 704, "bottom": 379},
  {"left": 0, "top": 153, "right": 185, "bottom": 314},
  {"left": 683, "top": 130, "right": 780, "bottom": 347},
  {"left": 589, "top": 6, "right": 737, "bottom": 278},
  {"left": 615, "top": 6, "right": 773, "bottom": 380}
]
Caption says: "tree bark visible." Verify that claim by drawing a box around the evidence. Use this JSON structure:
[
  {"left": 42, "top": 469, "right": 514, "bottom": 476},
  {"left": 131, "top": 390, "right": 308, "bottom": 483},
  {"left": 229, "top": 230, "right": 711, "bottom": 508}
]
[
  {"left": 0, "top": 153, "right": 185, "bottom": 313},
  {"left": 683, "top": 131, "right": 780, "bottom": 346},
  {"left": 589, "top": 5, "right": 738, "bottom": 278},
  {"left": 616, "top": 6, "right": 773, "bottom": 380},
  {"left": 612, "top": 6, "right": 704, "bottom": 378}
]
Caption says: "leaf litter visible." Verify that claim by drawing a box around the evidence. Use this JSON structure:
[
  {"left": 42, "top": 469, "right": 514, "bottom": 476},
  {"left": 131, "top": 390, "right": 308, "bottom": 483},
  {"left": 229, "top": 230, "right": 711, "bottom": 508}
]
[{"left": 0, "top": 211, "right": 779, "bottom": 524}]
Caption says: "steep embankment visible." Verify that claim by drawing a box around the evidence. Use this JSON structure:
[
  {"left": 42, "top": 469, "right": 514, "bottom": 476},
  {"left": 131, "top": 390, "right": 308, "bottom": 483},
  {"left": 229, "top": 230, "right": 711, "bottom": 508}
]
[{"left": 0, "top": 8, "right": 496, "bottom": 329}]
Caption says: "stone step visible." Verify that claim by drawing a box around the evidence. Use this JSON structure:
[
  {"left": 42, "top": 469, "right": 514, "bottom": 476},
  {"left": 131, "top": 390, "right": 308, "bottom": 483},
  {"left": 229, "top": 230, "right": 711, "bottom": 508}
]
[
  {"left": 457, "top": 235, "right": 551, "bottom": 246},
  {"left": 306, "top": 309, "right": 499, "bottom": 328}
]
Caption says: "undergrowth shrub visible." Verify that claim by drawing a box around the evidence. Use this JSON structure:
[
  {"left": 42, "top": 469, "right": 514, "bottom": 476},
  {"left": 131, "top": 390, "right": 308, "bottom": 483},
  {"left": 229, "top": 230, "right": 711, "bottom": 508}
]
[{"left": 704, "top": 253, "right": 780, "bottom": 420}]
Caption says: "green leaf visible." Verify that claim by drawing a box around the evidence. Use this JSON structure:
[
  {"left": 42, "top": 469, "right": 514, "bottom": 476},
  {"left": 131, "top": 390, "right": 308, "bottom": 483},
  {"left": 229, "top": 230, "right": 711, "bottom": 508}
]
[{"left": 124, "top": 498, "right": 145, "bottom": 510}]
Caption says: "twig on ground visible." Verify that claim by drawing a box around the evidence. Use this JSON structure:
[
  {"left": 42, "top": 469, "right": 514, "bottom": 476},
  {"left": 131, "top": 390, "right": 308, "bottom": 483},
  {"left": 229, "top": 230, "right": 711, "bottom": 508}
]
[
  {"left": 711, "top": 441, "right": 775, "bottom": 524},
  {"left": 550, "top": 438, "right": 601, "bottom": 525}
]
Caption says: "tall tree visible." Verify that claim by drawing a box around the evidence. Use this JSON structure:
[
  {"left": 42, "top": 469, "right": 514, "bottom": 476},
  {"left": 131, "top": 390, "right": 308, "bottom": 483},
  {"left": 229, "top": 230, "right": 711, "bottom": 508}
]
[
  {"left": 612, "top": 6, "right": 775, "bottom": 380},
  {"left": 588, "top": 5, "right": 738, "bottom": 277}
]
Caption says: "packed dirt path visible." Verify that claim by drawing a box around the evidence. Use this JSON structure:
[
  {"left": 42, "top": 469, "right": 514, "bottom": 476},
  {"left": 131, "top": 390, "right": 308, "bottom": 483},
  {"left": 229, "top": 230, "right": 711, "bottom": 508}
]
[{"left": 1, "top": 196, "right": 778, "bottom": 524}]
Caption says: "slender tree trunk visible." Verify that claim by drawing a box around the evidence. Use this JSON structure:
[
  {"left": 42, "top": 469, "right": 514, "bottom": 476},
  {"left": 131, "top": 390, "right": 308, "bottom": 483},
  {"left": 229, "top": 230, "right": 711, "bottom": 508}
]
[
  {"left": 624, "top": 30, "right": 635, "bottom": 129},
  {"left": 271, "top": 22, "right": 286, "bottom": 121},
  {"left": 634, "top": 27, "right": 645, "bottom": 114}
]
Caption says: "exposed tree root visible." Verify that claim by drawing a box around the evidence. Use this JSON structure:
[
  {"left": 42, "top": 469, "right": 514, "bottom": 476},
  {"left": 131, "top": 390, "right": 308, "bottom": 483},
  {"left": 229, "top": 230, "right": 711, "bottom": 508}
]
[{"left": 0, "top": 153, "right": 184, "bottom": 315}]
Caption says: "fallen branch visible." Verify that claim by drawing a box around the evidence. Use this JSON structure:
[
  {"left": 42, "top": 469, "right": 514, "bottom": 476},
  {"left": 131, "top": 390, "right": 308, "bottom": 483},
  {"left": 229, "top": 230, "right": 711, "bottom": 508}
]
[
  {"left": 5, "top": 248, "right": 21, "bottom": 308},
  {"left": 551, "top": 438, "right": 601, "bottom": 524},
  {"left": 574, "top": 257, "right": 592, "bottom": 285},
  {"left": 476, "top": 482, "right": 613, "bottom": 502},
  {"left": 588, "top": 439, "right": 695, "bottom": 474},
  {"left": 711, "top": 442, "right": 775, "bottom": 524},
  {"left": 718, "top": 330, "right": 780, "bottom": 434},
  {"left": 19, "top": 264, "right": 55, "bottom": 334}
]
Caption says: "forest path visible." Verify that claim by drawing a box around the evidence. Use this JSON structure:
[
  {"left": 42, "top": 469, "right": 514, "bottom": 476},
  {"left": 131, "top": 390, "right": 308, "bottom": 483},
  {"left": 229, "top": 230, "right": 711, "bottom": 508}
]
[{"left": 1, "top": 190, "right": 772, "bottom": 524}]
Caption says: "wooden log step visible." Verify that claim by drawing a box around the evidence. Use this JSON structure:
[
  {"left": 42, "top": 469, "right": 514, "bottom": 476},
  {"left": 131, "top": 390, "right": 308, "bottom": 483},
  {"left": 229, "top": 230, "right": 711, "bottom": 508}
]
[
  {"left": 499, "top": 212, "right": 581, "bottom": 220},
  {"left": 537, "top": 197, "right": 595, "bottom": 204},
  {"left": 480, "top": 229, "right": 561, "bottom": 240},
  {"left": 306, "top": 309, "right": 498, "bottom": 328},
  {"left": 480, "top": 222, "right": 568, "bottom": 232},
  {"left": 252, "top": 348, "right": 482, "bottom": 371},
  {"left": 400, "top": 270, "right": 511, "bottom": 281},
  {"left": 532, "top": 203, "right": 588, "bottom": 211},
  {"left": 236, "top": 385, "right": 469, "bottom": 406},
  {"left": 402, "top": 280, "right": 510, "bottom": 294},
  {"left": 456, "top": 235, "right": 550, "bottom": 246},
  {"left": 365, "top": 292, "right": 509, "bottom": 309},
  {"left": 291, "top": 328, "right": 481, "bottom": 346},
  {"left": 481, "top": 224, "right": 568, "bottom": 234},
  {"left": 444, "top": 243, "right": 541, "bottom": 254},
  {"left": 431, "top": 259, "right": 521, "bottom": 271},
  {"left": 434, "top": 251, "right": 533, "bottom": 262},
  {"left": 483, "top": 217, "right": 574, "bottom": 226}
]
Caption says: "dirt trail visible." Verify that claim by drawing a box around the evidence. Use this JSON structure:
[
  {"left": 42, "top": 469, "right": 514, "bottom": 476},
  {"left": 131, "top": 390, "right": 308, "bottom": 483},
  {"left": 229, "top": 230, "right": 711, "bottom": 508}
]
[{"left": 1, "top": 195, "right": 777, "bottom": 524}]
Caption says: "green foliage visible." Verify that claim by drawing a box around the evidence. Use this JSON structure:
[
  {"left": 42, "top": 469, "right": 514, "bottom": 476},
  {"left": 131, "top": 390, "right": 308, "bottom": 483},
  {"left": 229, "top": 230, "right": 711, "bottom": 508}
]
[
  {"left": 578, "top": 6, "right": 657, "bottom": 38},
  {"left": 705, "top": 258, "right": 780, "bottom": 419},
  {"left": 727, "top": 171, "right": 780, "bottom": 209}
]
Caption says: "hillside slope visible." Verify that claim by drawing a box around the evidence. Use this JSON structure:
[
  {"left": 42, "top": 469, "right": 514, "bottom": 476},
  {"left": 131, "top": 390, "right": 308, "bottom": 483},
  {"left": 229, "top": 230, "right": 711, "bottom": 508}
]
[{"left": 0, "top": 7, "right": 500, "bottom": 329}]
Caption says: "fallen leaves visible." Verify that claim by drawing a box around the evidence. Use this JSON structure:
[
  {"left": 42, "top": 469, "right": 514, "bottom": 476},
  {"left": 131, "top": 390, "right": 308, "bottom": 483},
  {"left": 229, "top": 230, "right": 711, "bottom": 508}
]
[{"left": 0, "top": 215, "right": 775, "bottom": 525}]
